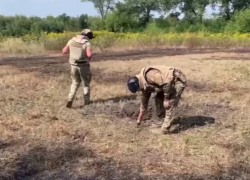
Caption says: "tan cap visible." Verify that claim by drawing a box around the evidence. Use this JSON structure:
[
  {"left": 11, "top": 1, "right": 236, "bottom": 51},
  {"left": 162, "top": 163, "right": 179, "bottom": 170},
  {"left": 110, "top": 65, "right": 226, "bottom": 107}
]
[
  {"left": 80, "top": 29, "right": 94, "bottom": 39},
  {"left": 81, "top": 29, "right": 92, "bottom": 34}
]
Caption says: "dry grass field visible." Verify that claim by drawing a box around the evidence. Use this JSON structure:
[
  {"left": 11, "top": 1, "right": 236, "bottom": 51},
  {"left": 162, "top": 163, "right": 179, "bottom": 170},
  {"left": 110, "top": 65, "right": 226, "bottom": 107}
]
[{"left": 0, "top": 48, "right": 250, "bottom": 180}]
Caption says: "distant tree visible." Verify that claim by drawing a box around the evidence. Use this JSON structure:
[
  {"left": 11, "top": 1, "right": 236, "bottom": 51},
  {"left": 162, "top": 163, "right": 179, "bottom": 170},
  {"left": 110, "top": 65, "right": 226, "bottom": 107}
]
[
  {"left": 78, "top": 14, "right": 89, "bottom": 29},
  {"left": 125, "top": 0, "right": 161, "bottom": 26},
  {"left": 215, "top": 0, "right": 250, "bottom": 20},
  {"left": 45, "top": 16, "right": 64, "bottom": 33},
  {"left": 87, "top": 16, "right": 105, "bottom": 30},
  {"left": 81, "top": 0, "right": 115, "bottom": 19},
  {"left": 169, "top": 0, "right": 213, "bottom": 23},
  {"left": 105, "top": 2, "right": 139, "bottom": 32},
  {"left": 57, "top": 13, "right": 70, "bottom": 23},
  {"left": 225, "top": 9, "right": 250, "bottom": 33}
]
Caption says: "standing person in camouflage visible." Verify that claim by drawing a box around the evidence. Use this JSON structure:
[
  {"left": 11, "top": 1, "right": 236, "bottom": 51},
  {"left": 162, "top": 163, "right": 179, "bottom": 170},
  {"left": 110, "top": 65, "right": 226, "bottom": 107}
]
[
  {"left": 62, "top": 29, "right": 94, "bottom": 108},
  {"left": 127, "top": 65, "right": 187, "bottom": 134}
]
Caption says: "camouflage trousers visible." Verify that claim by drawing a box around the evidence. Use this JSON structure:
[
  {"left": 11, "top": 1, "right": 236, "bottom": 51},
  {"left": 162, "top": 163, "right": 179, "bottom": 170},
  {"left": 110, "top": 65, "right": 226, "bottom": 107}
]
[
  {"left": 155, "top": 77, "right": 186, "bottom": 132},
  {"left": 68, "top": 64, "right": 92, "bottom": 105}
]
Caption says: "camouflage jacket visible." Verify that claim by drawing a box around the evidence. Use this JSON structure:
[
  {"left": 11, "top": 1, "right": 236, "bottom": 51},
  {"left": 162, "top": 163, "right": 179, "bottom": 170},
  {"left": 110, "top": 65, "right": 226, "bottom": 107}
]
[{"left": 136, "top": 65, "right": 187, "bottom": 112}]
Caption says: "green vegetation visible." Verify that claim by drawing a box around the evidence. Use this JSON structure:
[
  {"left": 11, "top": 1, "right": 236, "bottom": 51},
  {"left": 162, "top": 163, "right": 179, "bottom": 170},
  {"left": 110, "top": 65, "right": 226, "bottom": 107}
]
[
  {"left": 1, "top": 0, "right": 250, "bottom": 37},
  {"left": 1, "top": 0, "right": 250, "bottom": 56}
]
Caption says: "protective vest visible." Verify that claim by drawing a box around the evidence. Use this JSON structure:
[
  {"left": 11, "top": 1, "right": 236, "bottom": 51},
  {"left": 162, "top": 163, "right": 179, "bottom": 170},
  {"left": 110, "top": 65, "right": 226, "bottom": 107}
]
[
  {"left": 136, "top": 65, "right": 176, "bottom": 91},
  {"left": 69, "top": 36, "right": 89, "bottom": 65}
]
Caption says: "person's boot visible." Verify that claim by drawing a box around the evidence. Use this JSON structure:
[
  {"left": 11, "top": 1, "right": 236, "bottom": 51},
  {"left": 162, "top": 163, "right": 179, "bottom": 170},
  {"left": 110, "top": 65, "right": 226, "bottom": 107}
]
[
  {"left": 160, "top": 118, "right": 171, "bottom": 134},
  {"left": 150, "top": 120, "right": 169, "bottom": 134},
  {"left": 151, "top": 111, "right": 165, "bottom": 128},
  {"left": 80, "top": 96, "right": 90, "bottom": 108},
  {"left": 66, "top": 101, "right": 73, "bottom": 108},
  {"left": 151, "top": 121, "right": 163, "bottom": 128},
  {"left": 161, "top": 126, "right": 171, "bottom": 134},
  {"left": 150, "top": 126, "right": 170, "bottom": 135}
]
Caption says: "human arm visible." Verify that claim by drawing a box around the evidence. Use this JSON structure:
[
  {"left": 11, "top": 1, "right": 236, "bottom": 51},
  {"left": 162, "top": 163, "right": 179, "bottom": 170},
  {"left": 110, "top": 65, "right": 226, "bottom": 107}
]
[
  {"left": 173, "top": 69, "right": 187, "bottom": 100},
  {"left": 137, "top": 91, "right": 151, "bottom": 125},
  {"left": 62, "top": 40, "right": 72, "bottom": 54},
  {"left": 85, "top": 42, "right": 92, "bottom": 60},
  {"left": 162, "top": 83, "right": 173, "bottom": 109},
  {"left": 62, "top": 45, "right": 69, "bottom": 54},
  {"left": 165, "top": 69, "right": 187, "bottom": 107}
]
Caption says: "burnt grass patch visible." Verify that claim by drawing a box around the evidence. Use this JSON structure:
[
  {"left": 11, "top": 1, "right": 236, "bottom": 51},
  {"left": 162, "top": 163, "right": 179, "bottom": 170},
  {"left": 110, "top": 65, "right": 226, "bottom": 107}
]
[
  {"left": 78, "top": 93, "right": 237, "bottom": 132},
  {"left": 1, "top": 48, "right": 250, "bottom": 81}
]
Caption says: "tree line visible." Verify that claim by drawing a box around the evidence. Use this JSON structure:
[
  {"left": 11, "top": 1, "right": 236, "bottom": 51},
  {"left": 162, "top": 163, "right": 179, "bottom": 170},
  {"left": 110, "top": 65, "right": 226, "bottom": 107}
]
[{"left": 1, "top": 0, "right": 250, "bottom": 37}]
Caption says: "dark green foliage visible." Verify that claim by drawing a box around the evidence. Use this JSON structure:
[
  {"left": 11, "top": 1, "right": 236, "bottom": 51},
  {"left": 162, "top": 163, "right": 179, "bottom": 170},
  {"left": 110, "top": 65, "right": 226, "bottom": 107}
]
[
  {"left": 0, "top": 14, "right": 90, "bottom": 37},
  {"left": 225, "top": 9, "right": 250, "bottom": 33},
  {"left": 1, "top": 0, "right": 250, "bottom": 37}
]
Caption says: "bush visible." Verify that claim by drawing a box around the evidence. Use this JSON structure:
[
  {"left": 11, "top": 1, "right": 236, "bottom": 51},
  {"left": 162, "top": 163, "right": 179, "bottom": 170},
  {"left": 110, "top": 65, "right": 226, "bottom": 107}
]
[
  {"left": 41, "top": 31, "right": 250, "bottom": 50},
  {"left": 2, "top": 31, "right": 250, "bottom": 55},
  {"left": 144, "top": 22, "right": 166, "bottom": 34},
  {"left": 225, "top": 9, "right": 250, "bottom": 33}
]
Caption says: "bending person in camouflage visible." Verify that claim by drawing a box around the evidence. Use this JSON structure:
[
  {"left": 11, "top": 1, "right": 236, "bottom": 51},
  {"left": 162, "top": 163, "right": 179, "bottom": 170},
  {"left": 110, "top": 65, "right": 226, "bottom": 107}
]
[
  {"left": 62, "top": 29, "right": 94, "bottom": 108},
  {"left": 127, "top": 65, "right": 187, "bottom": 134}
]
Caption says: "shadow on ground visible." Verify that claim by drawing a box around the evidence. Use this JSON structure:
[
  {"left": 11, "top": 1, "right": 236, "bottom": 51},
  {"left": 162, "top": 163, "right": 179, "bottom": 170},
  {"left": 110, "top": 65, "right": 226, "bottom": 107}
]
[
  {"left": 91, "top": 94, "right": 137, "bottom": 104},
  {"left": 12, "top": 143, "right": 94, "bottom": 180},
  {"left": 169, "top": 116, "right": 215, "bottom": 134},
  {"left": 0, "top": 140, "right": 12, "bottom": 150},
  {"left": 4, "top": 142, "right": 249, "bottom": 180}
]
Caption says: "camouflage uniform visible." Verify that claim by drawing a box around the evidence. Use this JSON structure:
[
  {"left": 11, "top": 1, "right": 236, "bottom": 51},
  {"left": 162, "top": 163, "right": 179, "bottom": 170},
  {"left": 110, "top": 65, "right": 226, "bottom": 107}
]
[
  {"left": 136, "top": 66, "right": 187, "bottom": 133},
  {"left": 67, "top": 30, "right": 92, "bottom": 105}
]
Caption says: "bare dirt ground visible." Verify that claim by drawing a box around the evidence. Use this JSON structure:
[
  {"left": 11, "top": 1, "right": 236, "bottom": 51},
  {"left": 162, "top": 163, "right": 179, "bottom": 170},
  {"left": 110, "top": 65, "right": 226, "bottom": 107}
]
[{"left": 0, "top": 48, "right": 250, "bottom": 180}]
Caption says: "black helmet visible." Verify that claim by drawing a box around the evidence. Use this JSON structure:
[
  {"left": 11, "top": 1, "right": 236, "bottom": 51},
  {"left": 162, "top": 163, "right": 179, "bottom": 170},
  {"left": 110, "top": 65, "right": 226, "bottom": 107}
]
[{"left": 127, "top": 76, "right": 140, "bottom": 93}]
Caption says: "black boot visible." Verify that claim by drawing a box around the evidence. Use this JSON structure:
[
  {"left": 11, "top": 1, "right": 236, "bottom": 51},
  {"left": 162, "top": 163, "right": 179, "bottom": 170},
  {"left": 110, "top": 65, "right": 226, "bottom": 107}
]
[
  {"left": 83, "top": 96, "right": 90, "bottom": 106},
  {"left": 66, "top": 101, "right": 73, "bottom": 108}
]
